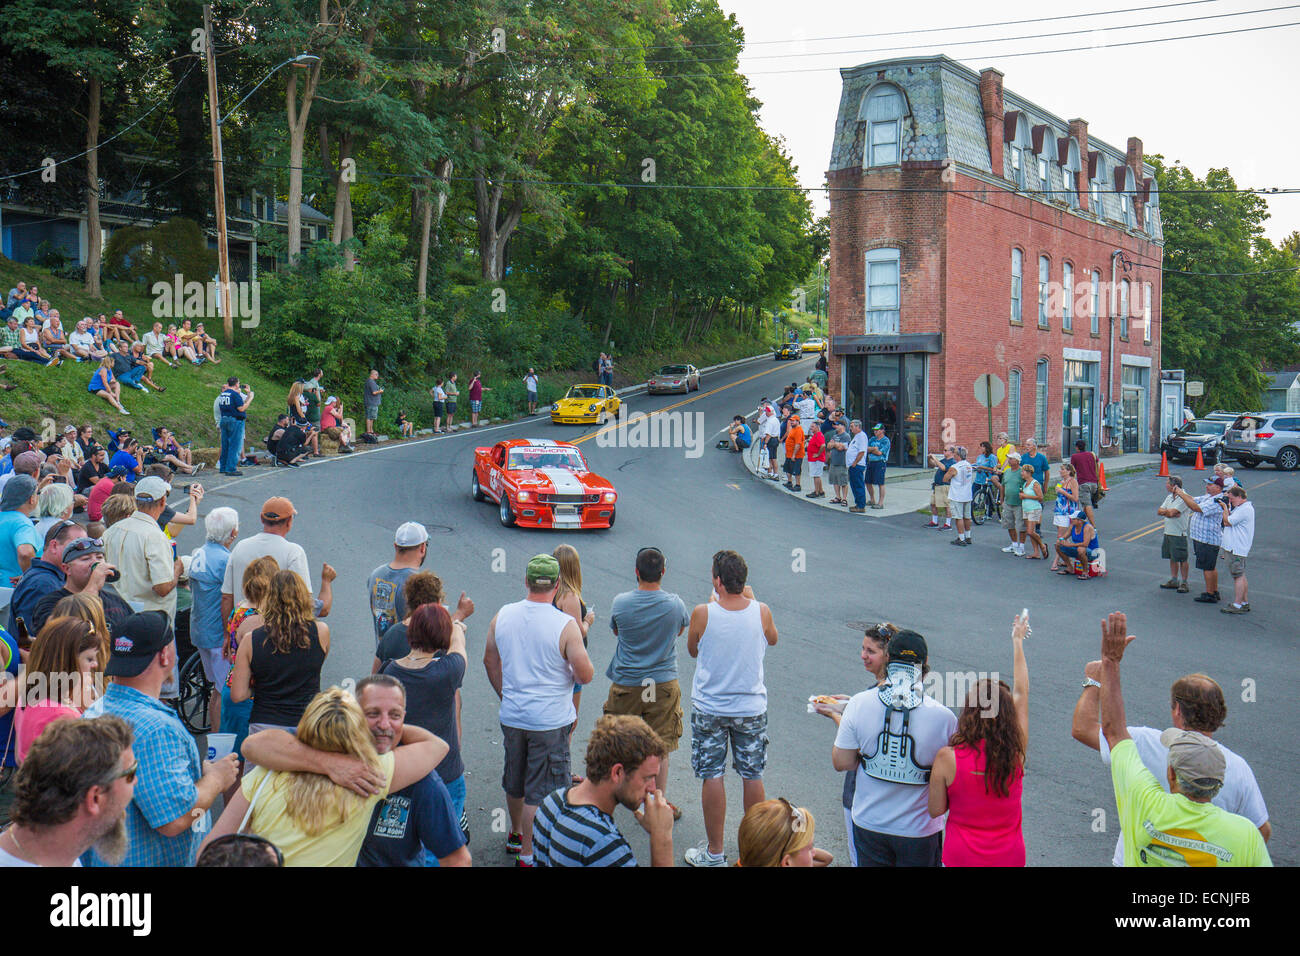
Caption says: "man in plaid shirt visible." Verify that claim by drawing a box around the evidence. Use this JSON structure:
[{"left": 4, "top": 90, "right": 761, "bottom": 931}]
[
  {"left": 82, "top": 612, "right": 238, "bottom": 866},
  {"left": 1171, "top": 475, "right": 1226, "bottom": 604}
]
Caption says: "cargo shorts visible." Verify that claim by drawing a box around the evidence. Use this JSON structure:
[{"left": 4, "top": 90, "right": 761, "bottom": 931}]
[{"left": 690, "top": 711, "right": 768, "bottom": 780}]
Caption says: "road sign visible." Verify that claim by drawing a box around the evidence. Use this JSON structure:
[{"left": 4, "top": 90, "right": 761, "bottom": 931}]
[
  {"left": 1186, "top": 380, "right": 1204, "bottom": 397},
  {"left": 974, "top": 373, "right": 1006, "bottom": 408}
]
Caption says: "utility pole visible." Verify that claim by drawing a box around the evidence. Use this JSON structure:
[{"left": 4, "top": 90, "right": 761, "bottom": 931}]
[{"left": 204, "top": 4, "right": 234, "bottom": 346}]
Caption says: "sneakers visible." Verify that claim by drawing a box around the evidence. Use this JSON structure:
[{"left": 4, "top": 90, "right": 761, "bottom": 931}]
[
  {"left": 506, "top": 831, "right": 523, "bottom": 854},
  {"left": 514, "top": 857, "right": 534, "bottom": 868},
  {"left": 1159, "top": 578, "right": 1181, "bottom": 589},
  {"left": 942, "top": 523, "right": 952, "bottom": 530},
  {"left": 950, "top": 538, "right": 966, "bottom": 546},
  {"left": 924, "top": 521, "right": 939, "bottom": 528},
  {"left": 684, "top": 842, "right": 727, "bottom": 867},
  {"left": 849, "top": 507, "right": 865, "bottom": 513},
  {"left": 1001, "top": 544, "right": 1018, "bottom": 553},
  {"left": 1177, "top": 581, "right": 1190, "bottom": 593},
  {"left": 1193, "top": 592, "right": 1220, "bottom": 603},
  {"left": 1220, "top": 603, "right": 1250, "bottom": 614}
]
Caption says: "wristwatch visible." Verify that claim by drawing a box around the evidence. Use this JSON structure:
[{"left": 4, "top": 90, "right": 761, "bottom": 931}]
[{"left": 1081, "top": 677, "right": 1102, "bottom": 689}]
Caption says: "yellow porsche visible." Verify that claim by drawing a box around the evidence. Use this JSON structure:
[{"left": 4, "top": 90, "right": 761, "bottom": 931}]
[{"left": 550, "top": 383, "right": 622, "bottom": 425}]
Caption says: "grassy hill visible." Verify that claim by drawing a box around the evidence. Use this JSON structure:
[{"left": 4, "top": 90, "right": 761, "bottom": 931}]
[{"left": 3, "top": 256, "right": 786, "bottom": 448}]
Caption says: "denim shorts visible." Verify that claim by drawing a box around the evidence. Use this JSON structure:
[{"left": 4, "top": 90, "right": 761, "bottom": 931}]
[
  {"left": 866, "top": 461, "right": 886, "bottom": 485},
  {"left": 690, "top": 711, "right": 768, "bottom": 780}
]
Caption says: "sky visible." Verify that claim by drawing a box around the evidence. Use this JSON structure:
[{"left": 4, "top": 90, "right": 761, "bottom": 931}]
[{"left": 716, "top": 0, "right": 1299, "bottom": 244}]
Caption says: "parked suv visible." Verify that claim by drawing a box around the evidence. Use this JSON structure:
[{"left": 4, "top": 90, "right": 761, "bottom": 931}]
[
  {"left": 1161, "top": 419, "right": 1228, "bottom": 466},
  {"left": 1223, "top": 413, "right": 1300, "bottom": 470}
]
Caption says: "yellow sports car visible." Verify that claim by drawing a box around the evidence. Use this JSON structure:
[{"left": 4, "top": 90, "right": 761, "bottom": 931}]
[
  {"left": 801, "top": 337, "right": 826, "bottom": 353},
  {"left": 550, "top": 384, "right": 621, "bottom": 424}
]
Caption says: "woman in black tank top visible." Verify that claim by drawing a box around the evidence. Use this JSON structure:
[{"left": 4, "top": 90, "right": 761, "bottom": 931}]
[{"left": 231, "top": 569, "right": 330, "bottom": 728}]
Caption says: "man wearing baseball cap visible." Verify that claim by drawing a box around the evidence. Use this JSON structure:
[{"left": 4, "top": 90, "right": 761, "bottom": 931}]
[
  {"left": 103, "top": 475, "right": 183, "bottom": 622},
  {"left": 220, "top": 496, "right": 329, "bottom": 623},
  {"left": 368, "top": 521, "right": 429, "bottom": 643},
  {"left": 27, "top": 535, "right": 133, "bottom": 636},
  {"left": 83, "top": 612, "right": 239, "bottom": 866},
  {"left": 782, "top": 413, "right": 805, "bottom": 492},
  {"left": 832, "top": 629, "right": 956, "bottom": 866},
  {"left": 483, "top": 554, "right": 594, "bottom": 866},
  {"left": 1169, "top": 475, "right": 1226, "bottom": 603},
  {"left": 1097, "top": 611, "right": 1270, "bottom": 866},
  {"left": 865, "top": 423, "right": 891, "bottom": 509}
]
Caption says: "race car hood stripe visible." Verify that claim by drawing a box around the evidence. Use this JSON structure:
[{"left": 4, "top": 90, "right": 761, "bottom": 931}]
[{"left": 538, "top": 468, "right": 584, "bottom": 495}]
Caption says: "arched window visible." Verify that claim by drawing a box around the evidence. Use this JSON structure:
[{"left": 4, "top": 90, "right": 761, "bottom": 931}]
[
  {"left": 1144, "top": 178, "right": 1160, "bottom": 235},
  {"left": 1089, "top": 153, "right": 1105, "bottom": 216},
  {"left": 1008, "top": 368, "right": 1022, "bottom": 442},
  {"left": 1038, "top": 255, "right": 1050, "bottom": 329},
  {"left": 1035, "top": 359, "right": 1049, "bottom": 443},
  {"left": 1117, "top": 167, "right": 1137, "bottom": 228},
  {"left": 1061, "top": 138, "right": 1081, "bottom": 209},
  {"left": 861, "top": 85, "right": 905, "bottom": 167},
  {"left": 1006, "top": 113, "right": 1032, "bottom": 189},
  {"left": 1011, "top": 248, "right": 1023, "bottom": 324},
  {"left": 1063, "top": 262, "right": 1074, "bottom": 331}
]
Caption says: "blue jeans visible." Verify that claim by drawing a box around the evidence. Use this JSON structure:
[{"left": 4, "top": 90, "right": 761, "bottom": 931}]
[
  {"left": 219, "top": 417, "right": 245, "bottom": 473},
  {"left": 424, "top": 774, "right": 467, "bottom": 867},
  {"left": 119, "top": 366, "right": 145, "bottom": 387},
  {"left": 849, "top": 464, "right": 867, "bottom": 508}
]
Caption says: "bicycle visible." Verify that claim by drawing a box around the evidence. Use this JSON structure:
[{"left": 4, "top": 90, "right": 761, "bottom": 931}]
[{"left": 971, "top": 482, "right": 1002, "bottom": 525}]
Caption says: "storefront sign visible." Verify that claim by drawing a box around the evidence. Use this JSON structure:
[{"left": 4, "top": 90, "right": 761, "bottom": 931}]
[{"left": 831, "top": 333, "right": 942, "bottom": 355}]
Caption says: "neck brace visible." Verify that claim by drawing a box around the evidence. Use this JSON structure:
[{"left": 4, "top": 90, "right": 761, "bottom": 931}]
[{"left": 860, "top": 662, "right": 933, "bottom": 786}]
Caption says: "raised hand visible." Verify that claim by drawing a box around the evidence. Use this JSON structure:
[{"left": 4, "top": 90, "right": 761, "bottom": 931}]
[{"left": 1100, "top": 612, "right": 1135, "bottom": 663}]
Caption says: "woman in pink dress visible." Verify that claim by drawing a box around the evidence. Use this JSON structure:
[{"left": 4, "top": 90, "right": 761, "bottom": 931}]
[
  {"left": 928, "top": 613, "right": 1029, "bottom": 866},
  {"left": 14, "top": 616, "right": 102, "bottom": 762}
]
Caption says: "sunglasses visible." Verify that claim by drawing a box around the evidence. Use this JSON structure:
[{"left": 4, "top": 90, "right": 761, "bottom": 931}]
[{"left": 105, "top": 761, "right": 138, "bottom": 785}]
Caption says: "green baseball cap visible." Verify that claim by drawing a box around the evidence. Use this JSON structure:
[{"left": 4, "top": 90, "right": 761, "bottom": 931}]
[{"left": 526, "top": 553, "right": 561, "bottom": 588}]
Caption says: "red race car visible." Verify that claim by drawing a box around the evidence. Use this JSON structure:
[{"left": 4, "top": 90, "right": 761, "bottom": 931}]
[{"left": 472, "top": 438, "right": 618, "bottom": 529}]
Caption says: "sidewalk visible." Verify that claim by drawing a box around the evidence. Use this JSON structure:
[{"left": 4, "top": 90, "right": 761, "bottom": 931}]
[{"left": 735, "top": 442, "right": 1161, "bottom": 519}]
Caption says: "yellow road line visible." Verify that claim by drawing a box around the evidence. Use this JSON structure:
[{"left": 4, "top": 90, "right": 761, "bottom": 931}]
[
  {"left": 1116, "top": 519, "right": 1163, "bottom": 542},
  {"left": 1125, "top": 524, "right": 1165, "bottom": 542},
  {"left": 571, "top": 364, "right": 792, "bottom": 445}
]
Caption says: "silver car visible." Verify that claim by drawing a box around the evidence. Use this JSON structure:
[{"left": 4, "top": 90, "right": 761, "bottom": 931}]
[
  {"left": 1223, "top": 412, "right": 1300, "bottom": 471},
  {"left": 646, "top": 364, "right": 700, "bottom": 395}
]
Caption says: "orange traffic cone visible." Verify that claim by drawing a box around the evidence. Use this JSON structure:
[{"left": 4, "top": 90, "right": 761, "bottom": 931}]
[
  {"left": 1157, "top": 451, "right": 1169, "bottom": 477},
  {"left": 1193, "top": 446, "right": 1204, "bottom": 471},
  {"left": 1098, "top": 461, "right": 1108, "bottom": 491}
]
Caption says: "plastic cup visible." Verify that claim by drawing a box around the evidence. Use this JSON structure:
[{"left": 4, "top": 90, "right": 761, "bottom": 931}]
[{"left": 207, "top": 733, "right": 236, "bottom": 762}]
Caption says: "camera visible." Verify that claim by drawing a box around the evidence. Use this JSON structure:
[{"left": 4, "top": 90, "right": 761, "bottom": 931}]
[{"left": 1215, "top": 495, "right": 1230, "bottom": 508}]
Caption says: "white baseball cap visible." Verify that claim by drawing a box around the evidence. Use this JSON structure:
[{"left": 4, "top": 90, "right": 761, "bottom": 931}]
[
  {"left": 134, "top": 475, "right": 172, "bottom": 502},
  {"left": 395, "top": 522, "right": 429, "bottom": 547}
]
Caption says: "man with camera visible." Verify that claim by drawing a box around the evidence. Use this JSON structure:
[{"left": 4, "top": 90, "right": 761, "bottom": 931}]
[
  {"left": 1218, "top": 485, "right": 1254, "bottom": 614},
  {"left": 1170, "top": 476, "right": 1226, "bottom": 604},
  {"left": 217, "top": 377, "right": 254, "bottom": 476}
]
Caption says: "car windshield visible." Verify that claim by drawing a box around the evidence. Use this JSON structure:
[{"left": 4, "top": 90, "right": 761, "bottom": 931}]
[
  {"left": 658, "top": 366, "right": 689, "bottom": 375},
  {"left": 1178, "top": 420, "right": 1226, "bottom": 436},
  {"left": 508, "top": 447, "right": 586, "bottom": 471},
  {"left": 1231, "top": 415, "right": 1267, "bottom": 431},
  {"left": 566, "top": 386, "right": 603, "bottom": 398}
]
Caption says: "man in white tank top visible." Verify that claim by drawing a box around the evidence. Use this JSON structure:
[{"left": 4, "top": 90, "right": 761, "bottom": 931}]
[
  {"left": 683, "top": 550, "right": 778, "bottom": 866},
  {"left": 483, "top": 554, "right": 594, "bottom": 867}
]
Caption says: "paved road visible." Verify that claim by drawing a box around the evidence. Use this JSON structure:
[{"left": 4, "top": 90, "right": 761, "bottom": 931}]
[{"left": 187, "top": 354, "right": 1296, "bottom": 867}]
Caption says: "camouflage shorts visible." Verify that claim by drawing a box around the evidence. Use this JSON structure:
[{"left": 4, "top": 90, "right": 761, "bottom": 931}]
[{"left": 690, "top": 711, "right": 768, "bottom": 780}]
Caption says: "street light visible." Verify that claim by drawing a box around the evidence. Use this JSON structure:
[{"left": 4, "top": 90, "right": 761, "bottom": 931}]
[{"left": 204, "top": 2, "right": 319, "bottom": 344}]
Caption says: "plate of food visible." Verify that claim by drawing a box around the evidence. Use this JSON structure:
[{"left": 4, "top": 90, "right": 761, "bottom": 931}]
[{"left": 807, "top": 694, "right": 849, "bottom": 714}]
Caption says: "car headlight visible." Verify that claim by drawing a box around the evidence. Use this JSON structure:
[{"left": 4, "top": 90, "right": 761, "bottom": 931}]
[
  {"left": 603, "top": 492, "right": 616, "bottom": 503},
  {"left": 516, "top": 491, "right": 531, "bottom": 503}
]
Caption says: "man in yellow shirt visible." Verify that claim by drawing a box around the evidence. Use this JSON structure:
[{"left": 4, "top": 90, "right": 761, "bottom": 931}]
[{"left": 1098, "top": 611, "right": 1271, "bottom": 867}]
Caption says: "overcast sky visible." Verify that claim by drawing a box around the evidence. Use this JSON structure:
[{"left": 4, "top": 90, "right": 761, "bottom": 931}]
[{"left": 717, "top": 0, "right": 1298, "bottom": 245}]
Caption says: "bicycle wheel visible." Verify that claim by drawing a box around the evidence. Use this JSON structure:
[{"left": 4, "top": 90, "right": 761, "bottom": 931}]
[
  {"left": 972, "top": 487, "right": 988, "bottom": 525},
  {"left": 177, "top": 652, "right": 213, "bottom": 736}
]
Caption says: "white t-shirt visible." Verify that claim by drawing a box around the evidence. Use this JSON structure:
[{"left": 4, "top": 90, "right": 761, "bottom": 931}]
[
  {"left": 1098, "top": 725, "right": 1268, "bottom": 866},
  {"left": 1160, "top": 493, "right": 1191, "bottom": 536},
  {"left": 69, "top": 330, "right": 96, "bottom": 351},
  {"left": 834, "top": 689, "right": 956, "bottom": 838},
  {"left": 524, "top": 374, "right": 538, "bottom": 392},
  {"left": 947, "top": 460, "right": 976, "bottom": 502},
  {"left": 141, "top": 330, "right": 166, "bottom": 356},
  {"left": 1221, "top": 501, "right": 1255, "bottom": 556},
  {"left": 221, "top": 531, "right": 313, "bottom": 601},
  {"left": 691, "top": 600, "right": 768, "bottom": 717},
  {"left": 758, "top": 411, "right": 779, "bottom": 440},
  {"left": 847, "top": 432, "right": 871, "bottom": 467},
  {"left": 432, "top": 385, "right": 447, "bottom": 402}
]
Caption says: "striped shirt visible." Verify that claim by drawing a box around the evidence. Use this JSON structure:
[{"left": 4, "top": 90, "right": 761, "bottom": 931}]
[
  {"left": 1189, "top": 494, "right": 1224, "bottom": 546},
  {"left": 533, "top": 787, "right": 637, "bottom": 867}
]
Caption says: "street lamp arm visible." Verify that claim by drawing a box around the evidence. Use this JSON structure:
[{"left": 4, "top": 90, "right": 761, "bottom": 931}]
[{"left": 219, "top": 55, "right": 320, "bottom": 126}]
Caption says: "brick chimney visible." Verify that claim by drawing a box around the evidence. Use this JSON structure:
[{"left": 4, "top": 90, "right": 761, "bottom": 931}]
[
  {"left": 1069, "top": 118, "right": 1089, "bottom": 212},
  {"left": 979, "top": 69, "right": 1005, "bottom": 176},
  {"left": 1127, "top": 136, "right": 1145, "bottom": 229}
]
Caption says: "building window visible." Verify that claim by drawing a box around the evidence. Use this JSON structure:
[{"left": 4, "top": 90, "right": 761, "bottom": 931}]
[
  {"left": 1119, "top": 280, "right": 1129, "bottom": 341},
  {"left": 1119, "top": 168, "right": 1137, "bottom": 228},
  {"left": 1120, "top": 193, "right": 1134, "bottom": 228},
  {"left": 1008, "top": 368, "right": 1022, "bottom": 442},
  {"left": 1090, "top": 160, "right": 1104, "bottom": 216},
  {"left": 865, "top": 247, "right": 900, "bottom": 334},
  {"left": 1035, "top": 359, "right": 1049, "bottom": 443},
  {"left": 1090, "top": 270, "right": 1101, "bottom": 335},
  {"left": 862, "top": 86, "right": 904, "bottom": 167},
  {"left": 1143, "top": 282, "right": 1152, "bottom": 344},
  {"left": 1037, "top": 152, "right": 1049, "bottom": 192},
  {"left": 1062, "top": 139, "right": 1081, "bottom": 209},
  {"left": 1062, "top": 262, "right": 1074, "bottom": 331},
  {"left": 1011, "top": 248, "right": 1023, "bottom": 324},
  {"left": 1038, "top": 255, "right": 1050, "bottom": 329}
]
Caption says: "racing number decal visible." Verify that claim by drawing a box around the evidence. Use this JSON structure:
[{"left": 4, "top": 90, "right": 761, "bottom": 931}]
[{"left": 490, "top": 469, "right": 502, "bottom": 495}]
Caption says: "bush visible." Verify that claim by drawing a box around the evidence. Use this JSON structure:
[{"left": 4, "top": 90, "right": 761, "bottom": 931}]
[{"left": 101, "top": 218, "right": 217, "bottom": 289}]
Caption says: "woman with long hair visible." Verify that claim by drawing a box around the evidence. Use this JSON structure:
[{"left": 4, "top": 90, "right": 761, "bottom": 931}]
[
  {"left": 552, "top": 544, "right": 595, "bottom": 731},
  {"left": 220, "top": 557, "right": 279, "bottom": 759},
  {"left": 928, "top": 613, "right": 1029, "bottom": 866},
  {"left": 230, "top": 569, "right": 329, "bottom": 735},
  {"left": 13, "top": 617, "right": 102, "bottom": 761},
  {"left": 1019, "top": 463, "right": 1047, "bottom": 559},
  {"left": 381, "top": 602, "right": 469, "bottom": 838},
  {"left": 1050, "top": 462, "right": 1082, "bottom": 572},
  {"left": 814, "top": 621, "right": 895, "bottom": 866},
  {"left": 199, "top": 687, "right": 438, "bottom": 866},
  {"left": 51, "top": 591, "right": 111, "bottom": 669},
  {"left": 89, "top": 356, "right": 129, "bottom": 414},
  {"left": 736, "top": 798, "right": 829, "bottom": 867}
]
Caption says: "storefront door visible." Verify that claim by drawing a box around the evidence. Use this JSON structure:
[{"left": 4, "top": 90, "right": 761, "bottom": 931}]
[
  {"left": 1063, "top": 387, "right": 1094, "bottom": 456},
  {"left": 844, "top": 353, "right": 925, "bottom": 466}
]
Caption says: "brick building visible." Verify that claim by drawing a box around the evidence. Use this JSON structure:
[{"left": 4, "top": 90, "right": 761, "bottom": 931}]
[{"left": 827, "top": 55, "right": 1176, "bottom": 465}]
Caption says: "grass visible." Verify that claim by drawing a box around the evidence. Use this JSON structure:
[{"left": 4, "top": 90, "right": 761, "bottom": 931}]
[{"left": 3, "top": 254, "right": 788, "bottom": 444}]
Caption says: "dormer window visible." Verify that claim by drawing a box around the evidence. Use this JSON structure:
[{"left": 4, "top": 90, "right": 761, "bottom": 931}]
[
  {"left": 1088, "top": 153, "right": 1105, "bottom": 217},
  {"left": 1116, "top": 167, "right": 1137, "bottom": 229},
  {"left": 1005, "top": 113, "right": 1031, "bottom": 189},
  {"left": 1143, "top": 178, "right": 1160, "bottom": 235},
  {"left": 1060, "top": 138, "right": 1081, "bottom": 210},
  {"left": 861, "top": 85, "right": 905, "bottom": 167}
]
